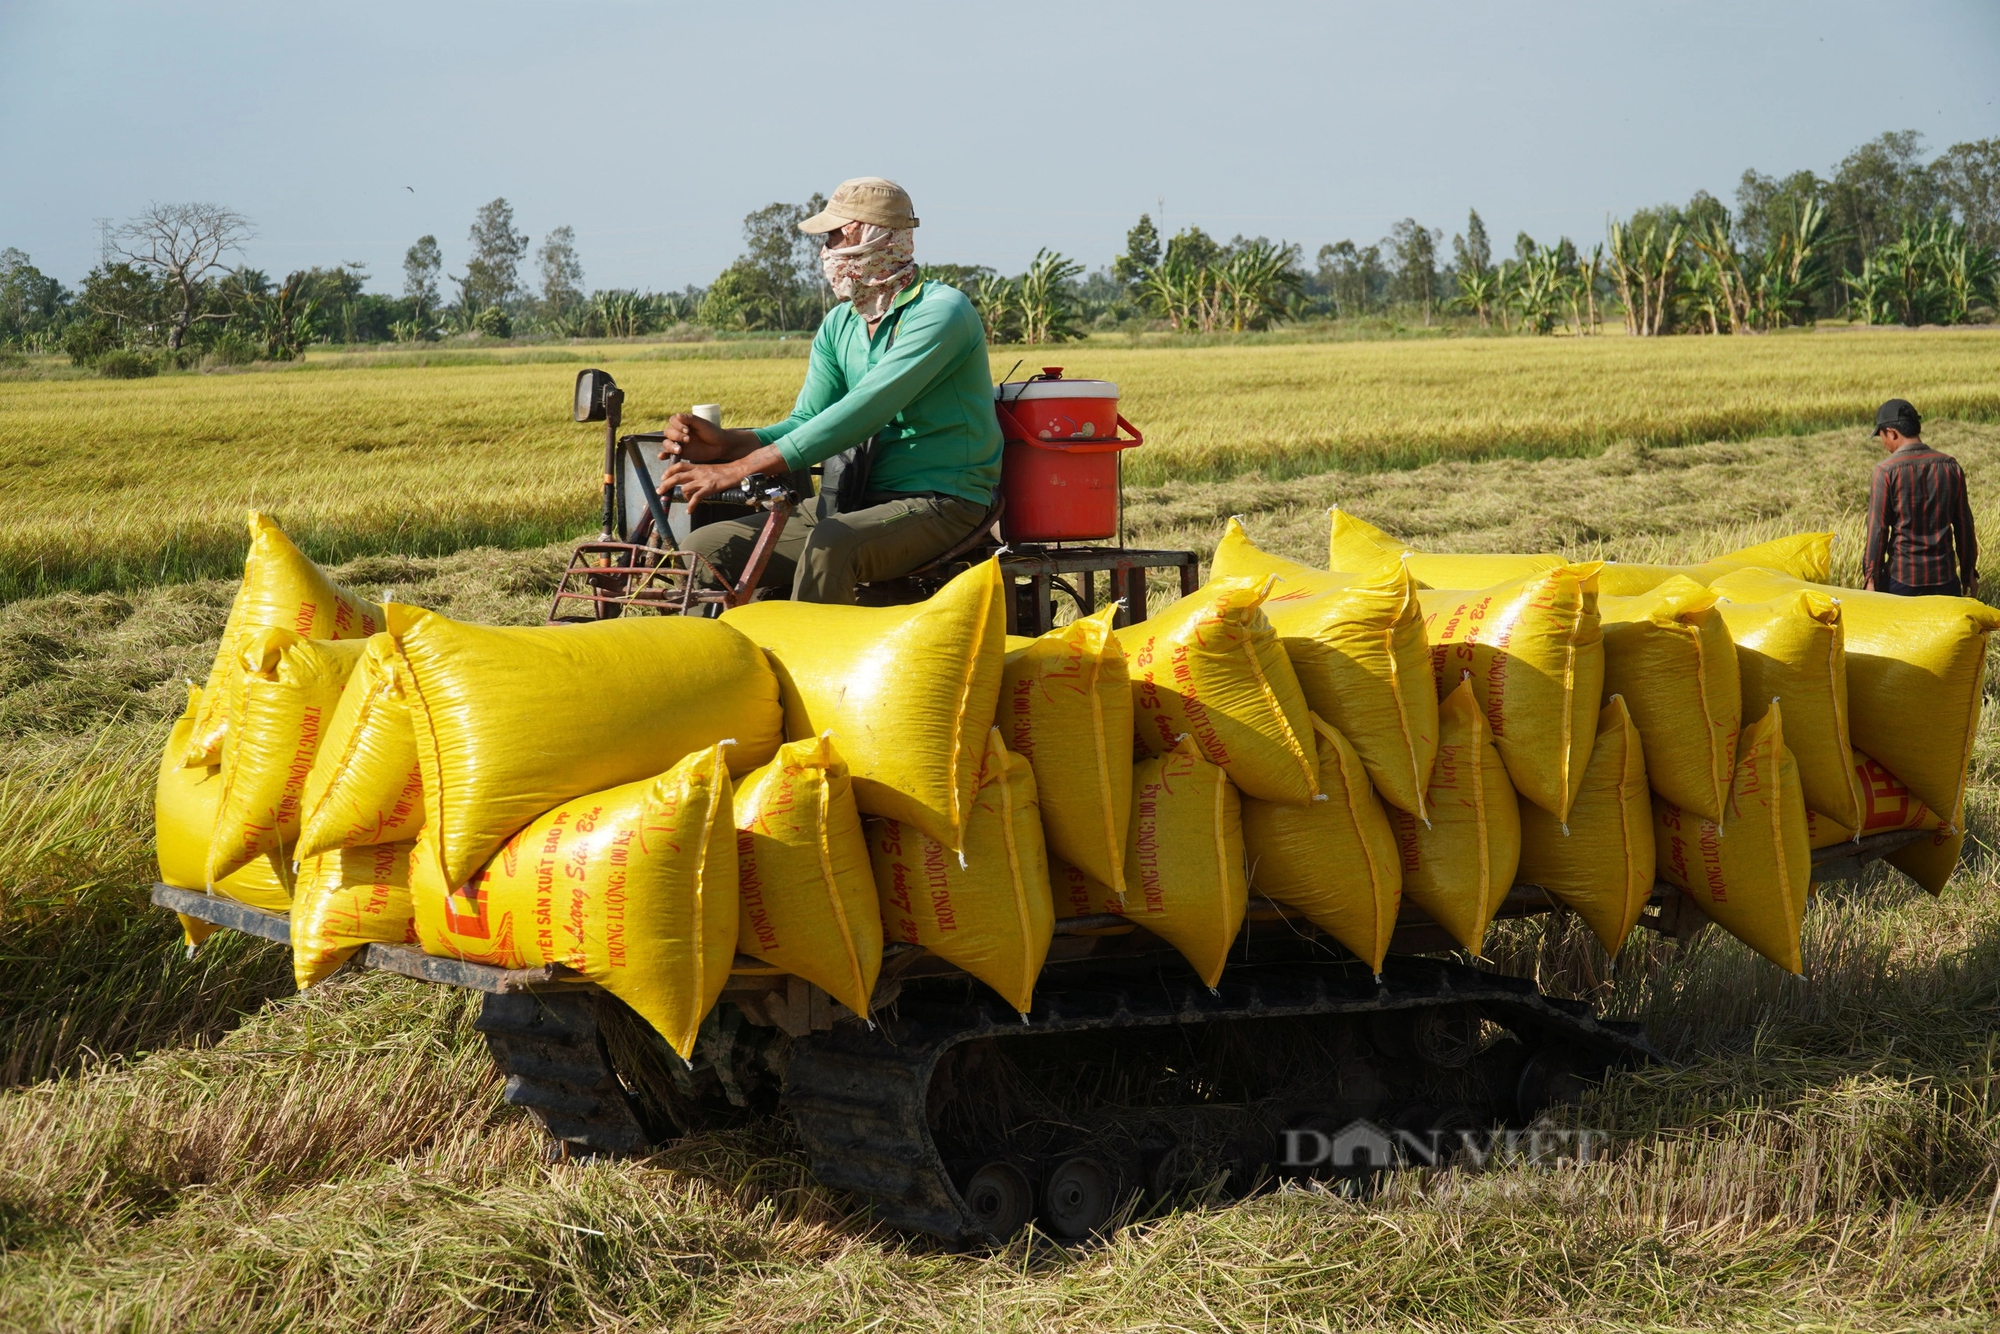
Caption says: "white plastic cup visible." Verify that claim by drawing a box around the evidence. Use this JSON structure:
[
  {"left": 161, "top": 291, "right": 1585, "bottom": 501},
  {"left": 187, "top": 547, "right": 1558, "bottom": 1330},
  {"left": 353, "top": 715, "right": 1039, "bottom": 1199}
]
[{"left": 692, "top": 403, "right": 722, "bottom": 426}]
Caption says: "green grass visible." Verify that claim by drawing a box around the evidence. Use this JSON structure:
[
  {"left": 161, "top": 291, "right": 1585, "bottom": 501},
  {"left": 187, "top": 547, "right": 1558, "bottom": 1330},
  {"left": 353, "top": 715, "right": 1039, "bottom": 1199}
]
[
  {"left": 1, "top": 365, "right": 1998, "bottom": 1327},
  {"left": 5, "top": 330, "right": 1999, "bottom": 599}
]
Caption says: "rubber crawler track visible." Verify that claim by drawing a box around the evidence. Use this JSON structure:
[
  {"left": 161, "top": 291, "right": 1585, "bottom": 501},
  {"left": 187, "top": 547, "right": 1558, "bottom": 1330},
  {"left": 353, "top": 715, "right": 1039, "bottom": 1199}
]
[{"left": 783, "top": 954, "right": 1657, "bottom": 1241}]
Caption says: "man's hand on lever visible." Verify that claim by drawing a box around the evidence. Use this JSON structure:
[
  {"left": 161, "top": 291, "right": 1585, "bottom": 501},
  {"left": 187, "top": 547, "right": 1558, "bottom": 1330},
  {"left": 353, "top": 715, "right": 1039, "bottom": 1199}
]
[
  {"left": 659, "top": 412, "right": 751, "bottom": 463},
  {"left": 657, "top": 444, "right": 789, "bottom": 508}
]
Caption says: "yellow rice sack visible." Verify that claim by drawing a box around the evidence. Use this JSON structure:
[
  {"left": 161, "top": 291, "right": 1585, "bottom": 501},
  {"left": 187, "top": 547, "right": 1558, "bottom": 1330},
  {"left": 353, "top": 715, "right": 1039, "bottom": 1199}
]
[
  {"left": 1652, "top": 704, "right": 1809, "bottom": 974},
  {"left": 1048, "top": 854, "right": 1122, "bottom": 919},
  {"left": 1596, "top": 563, "right": 1692, "bottom": 598},
  {"left": 1000, "top": 603, "right": 1132, "bottom": 894},
  {"left": 412, "top": 744, "right": 738, "bottom": 1059},
  {"left": 1802, "top": 809, "right": 1851, "bottom": 852},
  {"left": 1120, "top": 575, "right": 1318, "bottom": 806},
  {"left": 184, "top": 512, "right": 383, "bottom": 768},
  {"left": 1243, "top": 715, "right": 1400, "bottom": 972},
  {"left": 1327, "top": 508, "right": 1561, "bottom": 590},
  {"left": 1518, "top": 697, "right": 1654, "bottom": 956},
  {"left": 1705, "top": 532, "right": 1835, "bottom": 583},
  {"left": 1419, "top": 563, "right": 1604, "bottom": 822},
  {"left": 871, "top": 730, "right": 1052, "bottom": 1015},
  {"left": 156, "top": 687, "right": 292, "bottom": 921},
  {"left": 1593, "top": 534, "right": 1833, "bottom": 598},
  {"left": 725, "top": 559, "right": 1004, "bottom": 852},
  {"left": 1803, "top": 750, "right": 1941, "bottom": 847},
  {"left": 291, "top": 841, "right": 417, "bottom": 988},
  {"left": 1210, "top": 516, "right": 1353, "bottom": 597},
  {"left": 1118, "top": 735, "right": 1248, "bottom": 987},
  {"left": 1390, "top": 680, "right": 1520, "bottom": 955},
  {"left": 392, "top": 604, "right": 781, "bottom": 894},
  {"left": 1715, "top": 592, "right": 1862, "bottom": 830},
  {"left": 206, "top": 628, "right": 366, "bottom": 886},
  {"left": 295, "top": 634, "right": 424, "bottom": 861},
  {"left": 1711, "top": 568, "right": 2000, "bottom": 825},
  {"left": 1599, "top": 577, "right": 1739, "bottom": 823},
  {"left": 1887, "top": 819, "right": 1962, "bottom": 895},
  {"left": 734, "top": 735, "right": 882, "bottom": 1019},
  {"left": 1214, "top": 519, "right": 1436, "bottom": 819}
]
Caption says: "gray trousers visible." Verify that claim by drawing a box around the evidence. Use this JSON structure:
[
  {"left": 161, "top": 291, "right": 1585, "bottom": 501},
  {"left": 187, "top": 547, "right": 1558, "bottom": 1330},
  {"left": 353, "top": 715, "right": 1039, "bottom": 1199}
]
[{"left": 685, "top": 491, "right": 990, "bottom": 605}]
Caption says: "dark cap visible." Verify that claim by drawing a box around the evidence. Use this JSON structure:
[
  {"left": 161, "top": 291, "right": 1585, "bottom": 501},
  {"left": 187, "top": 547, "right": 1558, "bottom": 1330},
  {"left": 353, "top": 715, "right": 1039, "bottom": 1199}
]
[{"left": 1874, "top": 398, "right": 1921, "bottom": 437}]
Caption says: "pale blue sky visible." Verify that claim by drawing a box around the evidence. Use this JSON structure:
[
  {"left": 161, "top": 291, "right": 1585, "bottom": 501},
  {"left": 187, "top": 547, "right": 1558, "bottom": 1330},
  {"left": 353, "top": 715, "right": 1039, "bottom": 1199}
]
[{"left": 3, "top": 0, "right": 1997, "bottom": 293}]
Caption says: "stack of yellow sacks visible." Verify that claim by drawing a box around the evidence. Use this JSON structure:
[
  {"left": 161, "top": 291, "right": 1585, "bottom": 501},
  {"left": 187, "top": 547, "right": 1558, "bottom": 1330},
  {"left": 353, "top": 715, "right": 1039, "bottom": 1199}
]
[
  {"left": 158, "top": 507, "right": 1996, "bottom": 1059},
  {"left": 1305, "top": 509, "right": 1997, "bottom": 974}
]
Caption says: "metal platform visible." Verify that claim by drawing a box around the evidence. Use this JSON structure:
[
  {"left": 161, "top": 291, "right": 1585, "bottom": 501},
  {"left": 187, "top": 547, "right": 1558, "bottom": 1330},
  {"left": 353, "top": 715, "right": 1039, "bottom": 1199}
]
[{"left": 996, "top": 546, "right": 1202, "bottom": 634}]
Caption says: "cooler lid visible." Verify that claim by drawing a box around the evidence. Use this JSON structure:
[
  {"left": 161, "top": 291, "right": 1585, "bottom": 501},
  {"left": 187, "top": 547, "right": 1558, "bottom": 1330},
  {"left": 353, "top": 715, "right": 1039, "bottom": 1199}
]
[{"left": 995, "top": 378, "right": 1120, "bottom": 402}]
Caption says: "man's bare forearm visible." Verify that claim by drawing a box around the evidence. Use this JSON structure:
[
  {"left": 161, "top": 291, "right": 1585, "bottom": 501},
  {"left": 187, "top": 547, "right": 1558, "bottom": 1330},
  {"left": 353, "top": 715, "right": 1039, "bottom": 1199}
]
[{"left": 716, "top": 428, "right": 767, "bottom": 460}]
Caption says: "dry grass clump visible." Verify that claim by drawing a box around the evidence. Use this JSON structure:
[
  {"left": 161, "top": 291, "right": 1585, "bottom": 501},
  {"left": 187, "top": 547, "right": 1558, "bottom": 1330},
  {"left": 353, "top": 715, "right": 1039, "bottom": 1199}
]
[{"left": 5, "top": 331, "right": 1998, "bottom": 597}]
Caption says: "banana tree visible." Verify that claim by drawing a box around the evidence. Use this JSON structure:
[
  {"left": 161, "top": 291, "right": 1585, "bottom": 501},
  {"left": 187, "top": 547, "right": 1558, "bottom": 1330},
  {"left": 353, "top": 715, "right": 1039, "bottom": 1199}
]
[
  {"left": 1930, "top": 218, "right": 1997, "bottom": 323},
  {"left": 1217, "top": 241, "right": 1302, "bottom": 332},
  {"left": 1015, "top": 250, "right": 1083, "bottom": 344},
  {"left": 241, "top": 270, "right": 322, "bottom": 359},
  {"left": 974, "top": 273, "right": 1019, "bottom": 343},
  {"left": 1687, "top": 218, "right": 1752, "bottom": 334},
  {"left": 1447, "top": 266, "right": 1501, "bottom": 327},
  {"left": 1142, "top": 259, "right": 1215, "bottom": 332},
  {"left": 1566, "top": 245, "right": 1604, "bottom": 334},
  {"left": 1607, "top": 217, "right": 1685, "bottom": 336},
  {"left": 1507, "top": 248, "right": 1567, "bottom": 334}
]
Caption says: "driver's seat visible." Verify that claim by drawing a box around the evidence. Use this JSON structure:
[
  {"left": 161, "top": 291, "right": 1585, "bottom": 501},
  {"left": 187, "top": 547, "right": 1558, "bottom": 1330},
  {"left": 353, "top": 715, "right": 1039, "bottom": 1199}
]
[{"left": 852, "top": 495, "right": 1007, "bottom": 607}]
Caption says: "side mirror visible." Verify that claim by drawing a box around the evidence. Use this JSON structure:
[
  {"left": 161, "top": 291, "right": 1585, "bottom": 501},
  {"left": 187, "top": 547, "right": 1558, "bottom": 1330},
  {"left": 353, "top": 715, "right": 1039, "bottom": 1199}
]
[{"left": 574, "top": 368, "right": 618, "bottom": 422}]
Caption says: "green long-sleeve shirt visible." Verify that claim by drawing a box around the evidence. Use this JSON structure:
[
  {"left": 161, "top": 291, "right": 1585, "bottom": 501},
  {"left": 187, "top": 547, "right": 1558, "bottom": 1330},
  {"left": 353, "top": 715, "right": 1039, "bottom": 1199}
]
[{"left": 753, "top": 277, "right": 1002, "bottom": 505}]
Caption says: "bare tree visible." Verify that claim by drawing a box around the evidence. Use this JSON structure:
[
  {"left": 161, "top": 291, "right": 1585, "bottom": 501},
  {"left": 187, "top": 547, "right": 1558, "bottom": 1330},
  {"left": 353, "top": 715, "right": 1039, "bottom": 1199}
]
[{"left": 114, "top": 202, "right": 253, "bottom": 349}]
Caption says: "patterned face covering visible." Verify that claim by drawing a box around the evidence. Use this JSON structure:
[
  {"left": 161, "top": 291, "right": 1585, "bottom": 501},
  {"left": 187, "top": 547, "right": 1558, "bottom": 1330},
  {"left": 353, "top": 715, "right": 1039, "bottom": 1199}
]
[{"left": 821, "top": 224, "right": 917, "bottom": 323}]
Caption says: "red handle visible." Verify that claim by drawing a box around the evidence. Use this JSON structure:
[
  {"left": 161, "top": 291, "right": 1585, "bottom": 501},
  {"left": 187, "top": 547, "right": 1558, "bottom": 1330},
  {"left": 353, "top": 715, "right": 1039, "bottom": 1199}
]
[{"left": 994, "top": 402, "right": 1143, "bottom": 452}]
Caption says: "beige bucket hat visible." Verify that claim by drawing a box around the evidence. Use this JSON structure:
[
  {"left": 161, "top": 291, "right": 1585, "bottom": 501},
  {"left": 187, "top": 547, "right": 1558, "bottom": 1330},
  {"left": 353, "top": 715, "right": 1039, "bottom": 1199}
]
[{"left": 798, "top": 177, "right": 920, "bottom": 233}]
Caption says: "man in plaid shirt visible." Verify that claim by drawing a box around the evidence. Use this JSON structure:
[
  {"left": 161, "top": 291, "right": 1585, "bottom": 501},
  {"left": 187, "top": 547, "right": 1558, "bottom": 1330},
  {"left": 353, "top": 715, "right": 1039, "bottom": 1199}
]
[{"left": 1864, "top": 398, "right": 1978, "bottom": 598}]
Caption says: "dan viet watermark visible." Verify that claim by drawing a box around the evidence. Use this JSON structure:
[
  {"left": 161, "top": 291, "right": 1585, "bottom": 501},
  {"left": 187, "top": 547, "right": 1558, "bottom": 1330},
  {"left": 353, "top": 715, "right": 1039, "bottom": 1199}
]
[{"left": 1280, "top": 1119, "right": 1606, "bottom": 1171}]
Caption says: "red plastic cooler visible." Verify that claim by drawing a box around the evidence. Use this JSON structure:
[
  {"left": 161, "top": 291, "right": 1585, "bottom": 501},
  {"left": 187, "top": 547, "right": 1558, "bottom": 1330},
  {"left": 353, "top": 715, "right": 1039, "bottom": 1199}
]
[{"left": 994, "top": 368, "right": 1142, "bottom": 542}]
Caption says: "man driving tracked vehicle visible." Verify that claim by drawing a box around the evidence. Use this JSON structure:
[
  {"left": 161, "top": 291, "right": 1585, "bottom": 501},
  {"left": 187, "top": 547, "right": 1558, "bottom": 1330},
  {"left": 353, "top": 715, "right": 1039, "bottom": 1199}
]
[{"left": 657, "top": 177, "right": 1001, "bottom": 605}]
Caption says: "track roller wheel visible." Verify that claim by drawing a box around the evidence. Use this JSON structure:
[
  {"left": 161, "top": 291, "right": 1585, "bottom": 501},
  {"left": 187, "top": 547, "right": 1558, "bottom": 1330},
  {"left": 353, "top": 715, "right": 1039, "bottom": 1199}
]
[
  {"left": 963, "top": 1161, "right": 1035, "bottom": 1241},
  {"left": 1515, "top": 1045, "right": 1588, "bottom": 1117},
  {"left": 1424, "top": 1104, "right": 1486, "bottom": 1163},
  {"left": 1142, "top": 1140, "right": 1186, "bottom": 1201},
  {"left": 1041, "top": 1155, "right": 1117, "bottom": 1239},
  {"left": 1411, "top": 1005, "right": 1481, "bottom": 1068}
]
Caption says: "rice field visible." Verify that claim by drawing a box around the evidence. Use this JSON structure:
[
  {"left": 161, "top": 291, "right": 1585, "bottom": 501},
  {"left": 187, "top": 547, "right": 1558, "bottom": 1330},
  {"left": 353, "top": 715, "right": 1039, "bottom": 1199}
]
[
  {"left": 3, "top": 340, "right": 2000, "bottom": 1329},
  {"left": 4, "top": 328, "right": 1999, "bottom": 599}
]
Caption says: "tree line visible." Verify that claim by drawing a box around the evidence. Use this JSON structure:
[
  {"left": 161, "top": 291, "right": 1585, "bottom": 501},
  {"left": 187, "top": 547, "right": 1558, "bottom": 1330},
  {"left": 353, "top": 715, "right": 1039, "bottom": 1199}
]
[
  {"left": 0, "top": 198, "right": 705, "bottom": 375},
  {"left": 3, "top": 130, "right": 1995, "bottom": 374}
]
